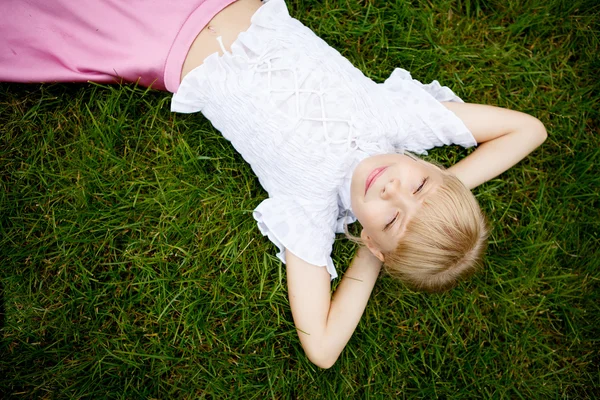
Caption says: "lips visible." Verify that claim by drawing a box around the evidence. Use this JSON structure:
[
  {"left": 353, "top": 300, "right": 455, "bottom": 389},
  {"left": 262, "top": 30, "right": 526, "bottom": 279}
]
[{"left": 365, "top": 167, "right": 387, "bottom": 194}]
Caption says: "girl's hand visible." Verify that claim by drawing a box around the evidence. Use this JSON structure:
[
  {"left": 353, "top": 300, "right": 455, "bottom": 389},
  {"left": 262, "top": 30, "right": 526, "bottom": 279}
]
[
  {"left": 442, "top": 102, "right": 547, "bottom": 190},
  {"left": 285, "top": 247, "right": 382, "bottom": 368}
]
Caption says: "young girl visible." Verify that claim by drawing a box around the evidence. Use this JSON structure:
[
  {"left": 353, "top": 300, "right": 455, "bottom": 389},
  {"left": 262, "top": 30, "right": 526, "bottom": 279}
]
[{"left": 0, "top": 0, "right": 547, "bottom": 368}]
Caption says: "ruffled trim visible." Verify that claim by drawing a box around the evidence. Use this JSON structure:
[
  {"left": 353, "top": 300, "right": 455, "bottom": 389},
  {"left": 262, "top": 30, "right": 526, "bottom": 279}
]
[
  {"left": 253, "top": 197, "right": 338, "bottom": 280},
  {"left": 381, "top": 68, "right": 477, "bottom": 153},
  {"left": 384, "top": 68, "right": 464, "bottom": 103}
]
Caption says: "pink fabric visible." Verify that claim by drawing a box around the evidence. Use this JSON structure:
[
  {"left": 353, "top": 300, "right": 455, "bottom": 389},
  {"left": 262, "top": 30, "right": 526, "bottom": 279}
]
[{"left": 0, "top": 0, "right": 236, "bottom": 92}]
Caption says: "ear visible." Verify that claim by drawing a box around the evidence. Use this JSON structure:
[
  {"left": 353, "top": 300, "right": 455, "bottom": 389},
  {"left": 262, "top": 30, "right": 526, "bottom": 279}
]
[{"left": 361, "top": 229, "right": 385, "bottom": 262}]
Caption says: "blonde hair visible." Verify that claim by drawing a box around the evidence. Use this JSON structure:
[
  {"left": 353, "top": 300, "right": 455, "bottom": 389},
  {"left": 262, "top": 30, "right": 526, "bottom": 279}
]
[{"left": 382, "top": 172, "right": 489, "bottom": 293}]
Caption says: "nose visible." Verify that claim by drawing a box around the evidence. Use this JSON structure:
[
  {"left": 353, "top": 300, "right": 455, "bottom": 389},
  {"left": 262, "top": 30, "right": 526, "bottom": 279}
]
[
  {"left": 381, "top": 179, "right": 421, "bottom": 211},
  {"left": 381, "top": 178, "right": 403, "bottom": 200}
]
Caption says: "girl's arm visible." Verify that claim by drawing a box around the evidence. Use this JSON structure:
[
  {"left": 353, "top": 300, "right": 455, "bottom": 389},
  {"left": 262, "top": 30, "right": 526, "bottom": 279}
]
[
  {"left": 442, "top": 102, "right": 547, "bottom": 190},
  {"left": 286, "top": 246, "right": 382, "bottom": 369}
]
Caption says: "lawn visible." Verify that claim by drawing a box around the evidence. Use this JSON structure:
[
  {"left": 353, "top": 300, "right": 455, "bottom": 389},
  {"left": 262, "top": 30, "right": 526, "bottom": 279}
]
[{"left": 1, "top": 0, "right": 599, "bottom": 398}]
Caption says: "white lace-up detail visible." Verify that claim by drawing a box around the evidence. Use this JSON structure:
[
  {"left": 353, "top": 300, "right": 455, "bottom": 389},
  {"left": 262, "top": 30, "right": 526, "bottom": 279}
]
[{"left": 171, "top": 0, "right": 476, "bottom": 279}]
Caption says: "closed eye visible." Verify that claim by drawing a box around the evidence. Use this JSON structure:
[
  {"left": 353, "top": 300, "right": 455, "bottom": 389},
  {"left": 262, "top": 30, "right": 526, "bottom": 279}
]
[
  {"left": 414, "top": 177, "right": 428, "bottom": 194},
  {"left": 384, "top": 212, "right": 398, "bottom": 231}
]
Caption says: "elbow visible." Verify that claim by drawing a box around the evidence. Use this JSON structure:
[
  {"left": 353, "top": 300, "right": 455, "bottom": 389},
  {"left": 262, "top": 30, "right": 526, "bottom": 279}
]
[
  {"left": 529, "top": 116, "right": 548, "bottom": 147},
  {"left": 303, "top": 345, "right": 340, "bottom": 369},
  {"left": 308, "top": 353, "right": 337, "bottom": 369}
]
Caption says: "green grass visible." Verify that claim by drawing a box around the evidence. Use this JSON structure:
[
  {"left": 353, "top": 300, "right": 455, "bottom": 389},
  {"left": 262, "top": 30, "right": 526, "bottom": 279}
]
[{"left": 1, "top": 0, "right": 599, "bottom": 398}]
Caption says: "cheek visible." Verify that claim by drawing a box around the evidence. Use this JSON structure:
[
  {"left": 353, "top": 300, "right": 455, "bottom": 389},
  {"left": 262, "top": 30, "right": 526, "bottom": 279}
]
[
  {"left": 355, "top": 204, "right": 384, "bottom": 233},
  {"left": 353, "top": 204, "right": 371, "bottom": 229}
]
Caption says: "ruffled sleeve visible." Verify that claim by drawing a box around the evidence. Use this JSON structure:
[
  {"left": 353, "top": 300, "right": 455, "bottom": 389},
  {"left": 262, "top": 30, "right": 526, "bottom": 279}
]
[
  {"left": 253, "top": 196, "right": 339, "bottom": 279},
  {"left": 381, "top": 68, "right": 477, "bottom": 154}
]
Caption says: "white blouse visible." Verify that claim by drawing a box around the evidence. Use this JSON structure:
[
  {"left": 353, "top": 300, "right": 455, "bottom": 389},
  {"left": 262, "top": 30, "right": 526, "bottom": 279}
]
[{"left": 171, "top": 0, "right": 476, "bottom": 279}]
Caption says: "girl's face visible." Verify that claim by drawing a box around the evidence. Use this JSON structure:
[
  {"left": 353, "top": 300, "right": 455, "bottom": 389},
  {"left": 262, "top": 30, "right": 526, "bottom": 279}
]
[{"left": 350, "top": 154, "right": 444, "bottom": 260}]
